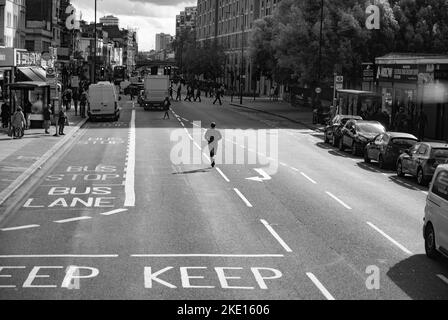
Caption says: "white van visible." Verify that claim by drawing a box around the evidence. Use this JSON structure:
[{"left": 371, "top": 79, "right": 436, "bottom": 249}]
[
  {"left": 88, "top": 81, "right": 121, "bottom": 121},
  {"left": 424, "top": 164, "right": 448, "bottom": 259}
]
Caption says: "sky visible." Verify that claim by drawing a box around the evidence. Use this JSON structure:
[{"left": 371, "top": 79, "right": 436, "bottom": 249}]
[{"left": 70, "top": 0, "right": 196, "bottom": 51}]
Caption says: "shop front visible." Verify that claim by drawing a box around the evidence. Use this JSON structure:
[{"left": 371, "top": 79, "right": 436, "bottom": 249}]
[{"left": 376, "top": 54, "right": 448, "bottom": 141}]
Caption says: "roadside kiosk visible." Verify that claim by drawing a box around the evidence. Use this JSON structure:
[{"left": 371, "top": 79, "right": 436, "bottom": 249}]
[{"left": 8, "top": 81, "right": 51, "bottom": 128}]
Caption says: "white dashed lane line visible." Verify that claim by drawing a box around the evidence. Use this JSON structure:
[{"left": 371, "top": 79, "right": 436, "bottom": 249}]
[
  {"left": 325, "top": 191, "right": 352, "bottom": 210},
  {"left": 437, "top": 274, "right": 448, "bottom": 286},
  {"left": 233, "top": 188, "right": 253, "bottom": 208},
  {"left": 306, "top": 272, "right": 336, "bottom": 300},
  {"left": 54, "top": 216, "right": 92, "bottom": 224},
  {"left": 260, "top": 219, "right": 293, "bottom": 253},
  {"left": 300, "top": 172, "right": 317, "bottom": 184},
  {"left": 0, "top": 254, "right": 119, "bottom": 258},
  {"left": 367, "top": 222, "right": 413, "bottom": 255},
  {"left": 100, "top": 208, "right": 128, "bottom": 216},
  {"left": 1, "top": 224, "right": 40, "bottom": 232},
  {"left": 216, "top": 168, "right": 230, "bottom": 182}
]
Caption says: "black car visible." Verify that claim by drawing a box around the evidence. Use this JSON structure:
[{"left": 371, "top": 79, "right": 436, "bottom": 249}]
[
  {"left": 324, "top": 115, "right": 363, "bottom": 147},
  {"left": 364, "top": 132, "right": 418, "bottom": 169},
  {"left": 124, "top": 83, "right": 144, "bottom": 96},
  {"left": 339, "top": 120, "right": 385, "bottom": 155}
]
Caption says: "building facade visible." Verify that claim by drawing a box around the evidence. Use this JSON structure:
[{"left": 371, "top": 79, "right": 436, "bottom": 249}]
[
  {"left": 196, "top": 0, "right": 280, "bottom": 94},
  {"left": 155, "top": 33, "right": 172, "bottom": 52},
  {"left": 176, "top": 6, "right": 197, "bottom": 39},
  {"left": 99, "top": 15, "right": 119, "bottom": 26},
  {"left": 0, "top": 0, "right": 26, "bottom": 49}
]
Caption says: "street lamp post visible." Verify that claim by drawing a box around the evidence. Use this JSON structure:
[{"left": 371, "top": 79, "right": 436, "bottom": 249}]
[{"left": 93, "top": 0, "right": 97, "bottom": 84}]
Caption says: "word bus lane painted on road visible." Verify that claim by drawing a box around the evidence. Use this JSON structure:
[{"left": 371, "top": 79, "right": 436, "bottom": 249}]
[
  {"left": 23, "top": 165, "right": 124, "bottom": 209},
  {"left": 0, "top": 264, "right": 283, "bottom": 292},
  {"left": 78, "top": 137, "right": 126, "bottom": 145}
]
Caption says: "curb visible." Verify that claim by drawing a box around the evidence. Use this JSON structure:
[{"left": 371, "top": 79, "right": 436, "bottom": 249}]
[
  {"left": 229, "top": 103, "right": 324, "bottom": 132},
  {"left": 0, "top": 117, "right": 89, "bottom": 209}
]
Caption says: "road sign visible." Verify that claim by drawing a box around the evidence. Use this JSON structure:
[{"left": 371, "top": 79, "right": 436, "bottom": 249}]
[
  {"left": 335, "top": 83, "right": 343, "bottom": 90},
  {"left": 335, "top": 75, "right": 343, "bottom": 83},
  {"left": 46, "top": 67, "right": 55, "bottom": 78},
  {"left": 315, "top": 87, "right": 322, "bottom": 94}
]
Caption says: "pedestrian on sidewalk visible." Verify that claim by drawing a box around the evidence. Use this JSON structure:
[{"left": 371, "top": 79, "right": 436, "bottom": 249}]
[
  {"left": 163, "top": 97, "right": 171, "bottom": 119},
  {"left": 274, "top": 85, "right": 279, "bottom": 101},
  {"left": 1, "top": 101, "right": 10, "bottom": 128},
  {"left": 43, "top": 104, "right": 52, "bottom": 134},
  {"left": 184, "top": 85, "right": 193, "bottom": 102},
  {"left": 58, "top": 108, "right": 67, "bottom": 135},
  {"left": 24, "top": 99, "right": 32, "bottom": 130},
  {"left": 213, "top": 86, "right": 222, "bottom": 105},
  {"left": 169, "top": 83, "right": 174, "bottom": 101},
  {"left": 194, "top": 86, "right": 201, "bottom": 102},
  {"left": 175, "top": 82, "right": 182, "bottom": 101},
  {"left": 72, "top": 88, "right": 79, "bottom": 116},
  {"left": 80, "top": 90, "right": 88, "bottom": 118},
  {"left": 63, "top": 87, "right": 73, "bottom": 111},
  {"left": 204, "top": 122, "right": 222, "bottom": 168},
  {"left": 11, "top": 106, "right": 25, "bottom": 139}
]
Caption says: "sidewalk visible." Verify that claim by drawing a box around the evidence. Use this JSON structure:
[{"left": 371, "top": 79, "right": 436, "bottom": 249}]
[
  {"left": 0, "top": 107, "right": 88, "bottom": 207},
  {"left": 228, "top": 96, "right": 325, "bottom": 132}
]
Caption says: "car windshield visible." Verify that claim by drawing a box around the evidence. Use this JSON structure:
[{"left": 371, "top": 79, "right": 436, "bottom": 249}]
[
  {"left": 357, "top": 123, "right": 385, "bottom": 134},
  {"left": 431, "top": 148, "right": 448, "bottom": 159},
  {"left": 391, "top": 138, "right": 418, "bottom": 148}
]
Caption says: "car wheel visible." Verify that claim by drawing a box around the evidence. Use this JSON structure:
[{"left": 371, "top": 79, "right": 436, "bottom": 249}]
[
  {"left": 364, "top": 150, "right": 371, "bottom": 163},
  {"left": 351, "top": 142, "right": 358, "bottom": 156},
  {"left": 397, "top": 161, "right": 405, "bottom": 177},
  {"left": 417, "top": 168, "right": 428, "bottom": 186},
  {"left": 378, "top": 155, "right": 385, "bottom": 169},
  {"left": 425, "top": 223, "right": 440, "bottom": 259},
  {"left": 339, "top": 138, "right": 345, "bottom": 151}
]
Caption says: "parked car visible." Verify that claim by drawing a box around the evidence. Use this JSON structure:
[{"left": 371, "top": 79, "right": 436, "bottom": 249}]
[
  {"left": 324, "top": 115, "right": 362, "bottom": 146},
  {"left": 339, "top": 120, "right": 386, "bottom": 155},
  {"left": 397, "top": 142, "right": 448, "bottom": 185},
  {"left": 423, "top": 164, "right": 448, "bottom": 259},
  {"left": 364, "top": 132, "right": 418, "bottom": 169}
]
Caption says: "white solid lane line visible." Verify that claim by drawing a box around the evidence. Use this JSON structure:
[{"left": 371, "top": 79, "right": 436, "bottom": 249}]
[
  {"left": 100, "top": 208, "right": 128, "bottom": 216},
  {"left": 301, "top": 172, "right": 317, "bottom": 184},
  {"left": 260, "top": 219, "right": 293, "bottom": 253},
  {"left": 437, "top": 274, "right": 448, "bottom": 285},
  {"left": 131, "top": 254, "right": 284, "bottom": 258},
  {"left": 306, "top": 272, "right": 336, "bottom": 300},
  {"left": 1, "top": 224, "right": 40, "bottom": 231},
  {"left": 216, "top": 167, "right": 230, "bottom": 182},
  {"left": 326, "top": 191, "right": 352, "bottom": 210},
  {"left": 367, "top": 222, "right": 413, "bottom": 255},
  {"left": 124, "top": 109, "right": 136, "bottom": 207},
  {"left": 54, "top": 216, "right": 92, "bottom": 223},
  {"left": 0, "top": 254, "right": 119, "bottom": 258},
  {"left": 233, "top": 188, "right": 253, "bottom": 207}
]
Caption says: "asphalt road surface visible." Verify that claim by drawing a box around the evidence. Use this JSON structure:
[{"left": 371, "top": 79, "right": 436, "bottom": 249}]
[{"left": 1, "top": 95, "right": 447, "bottom": 300}]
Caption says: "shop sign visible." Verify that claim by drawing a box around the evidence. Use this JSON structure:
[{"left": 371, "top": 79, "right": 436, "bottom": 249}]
[
  {"left": 378, "top": 66, "right": 393, "bottom": 80},
  {"left": 434, "top": 64, "right": 448, "bottom": 80},
  {"left": 15, "top": 51, "right": 42, "bottom": 67},
  {"left": 392, "top": 64, "right": 418, "bottom": 81},
  {"left": 362, "top": 63, "right": 375, "bottom": 82},
  {"left": 0, "top": 48, "right": 15, "bottom": 66}
]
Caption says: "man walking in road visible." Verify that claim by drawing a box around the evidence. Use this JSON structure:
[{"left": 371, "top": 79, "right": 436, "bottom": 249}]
[
  {"left": 194, "top": 86, "right": 201, "bottom": 102},
  {"left": 163, "top": 97, "right": 171, "bottom": 119},
  {"left": 204, "top": 122, "right": 222, "bottom": 168},
  {"left": 175, "top": 82, "right": 182, "bottom": 101},
  {"left": 213, "top": 86, "right": 222, "bottom": 105}
]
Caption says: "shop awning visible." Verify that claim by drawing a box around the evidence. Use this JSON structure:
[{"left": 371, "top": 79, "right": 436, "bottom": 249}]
[{"left": 17, "top": 67, "right": 47, "bottom": 82}]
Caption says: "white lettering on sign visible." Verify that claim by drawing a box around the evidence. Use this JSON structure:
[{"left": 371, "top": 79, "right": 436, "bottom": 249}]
[
  {"left": 62, "top": 266, "right": 99, "bottom": 289},
  {"left": 180, "top": 267, "right": 215, "bottom": 289},
  {"left": 215, "top": 267, "right": 254, "bottom": 290},
  {"left": 144, "top": 267, "right": 177, "bottom": 289},
  {"left": 79, "top": 138, "right": 125, "bottom": 145},
  {"left": 66, "top": 165, "right": 117, "bottom": 173},
  {"left": 48, "top": 187, "right": 112, "bottom": 196},
  {"left": 0, "top": 266, "right": 26, "bottom": 288},
  {"left": 23, "top": 266, "right": 63, "bottom": 288},
  {"left": 45, "top": 174, "right": 120, "bottom": 182},
  {"left": 24, "top": 197, "right": 117, "bottom": 208}
]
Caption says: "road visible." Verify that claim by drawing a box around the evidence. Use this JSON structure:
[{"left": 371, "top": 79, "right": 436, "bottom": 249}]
[{"left": 0, "top": 95, "right": 447, "bottom": 300}]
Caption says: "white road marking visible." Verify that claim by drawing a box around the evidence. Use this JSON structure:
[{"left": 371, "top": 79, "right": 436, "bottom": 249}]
[
  {"left": 180, "top": 122, "right": 185, "bottom": 127},
  {"left": 306, "top": 272, "right": 336, "bottom": 300},
  {"left": 1, "top": 224, "right": 40, "bottom": 231},
  {"left": 0, "top": 254, "right": 119, "bottom": 258},
  {"left": 124, "top": 109, "right": 136, "bottom": 207},
  {"left": 437, "top": 274, "right": 448, "bottom": 285},
  {"left": 131, "top": 254, "right": 284, "bottom": 258},
  {"left": 233, "top": 188, "right": 253, "bottom": 207},
  {"left": 290, "top": 167, "right": 300, "bottom": 172},
  {"left": 260, "top": 219, "right": 293, "bottom": 253},
  {"left": 421, "top": 191, "right": 428, "bottom": 195},
  {"left": 100, "top": 208, "right": 128, "bottom": 216},
  {"left": 279, "top": 162, "right": 287, "bottom": 166},
  {"left": 326, "top": 192, "right": 352, "bottom": 210},
  {"left": 367, "top": 222, "right": 413, "bottom": 255},
  {"left": 216, "top": 168, "right": 230, "bottom": 182},
  {"left": 246, "top": 168, "right": 272, "bottom": 182},
  {"left": 54, "top": 216, "right": 92, "bottom": 223},
  {"left": 181, "top": 117, "right": 189, "bottom": 121},
  {"left": 301, "top": 172, "right": 317, "bottom": 184}
]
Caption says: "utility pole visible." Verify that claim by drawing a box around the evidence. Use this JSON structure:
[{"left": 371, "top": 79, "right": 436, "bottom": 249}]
[
  {"left": 240, "top": 10, "right": 244, "bottom": 105},
  {"left": 93, "top": 0, "right": 97, "bottom": 84}
]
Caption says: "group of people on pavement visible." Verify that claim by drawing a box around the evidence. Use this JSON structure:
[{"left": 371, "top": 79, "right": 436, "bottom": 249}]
[{"left": 171, "top": 81, "right": 226, "bottom": 106}]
